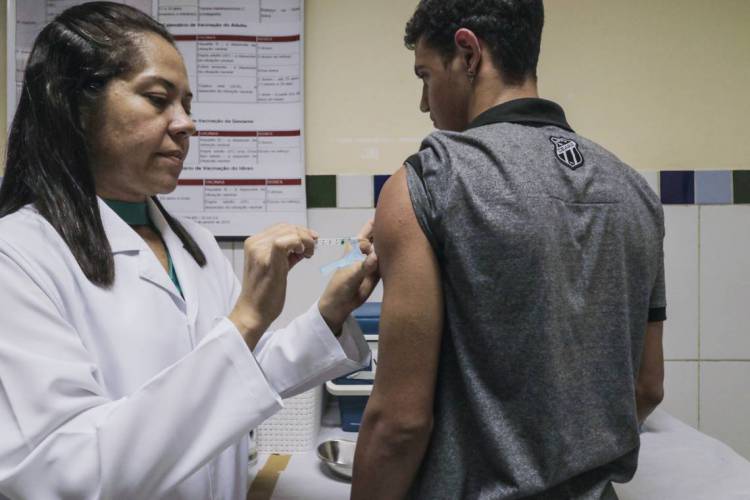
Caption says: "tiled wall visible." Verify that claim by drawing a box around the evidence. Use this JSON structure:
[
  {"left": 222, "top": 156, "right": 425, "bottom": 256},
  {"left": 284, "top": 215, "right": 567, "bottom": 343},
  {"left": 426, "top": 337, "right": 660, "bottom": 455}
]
[
  {"left": 304, "top": 174, "right": 390, "bottom": 209},
  {"left": 636, "top": 170, "right": 750, "bottom": 459},
  {"left": 302, "top": 170, "right": 750, "bottom": 209},
  {"left": 660, "top": 201, "right": 750, "bottom": 460},
  {"left": 227, "top": 170, "right": 748, "bottom": 460}
]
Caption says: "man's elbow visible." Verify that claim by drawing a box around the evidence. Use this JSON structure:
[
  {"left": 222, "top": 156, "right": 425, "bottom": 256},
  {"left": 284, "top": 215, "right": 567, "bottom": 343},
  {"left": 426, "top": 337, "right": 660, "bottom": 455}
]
[
  {"left": 636, "top": 380, "right": 664, "bottom": 410},
  {"left": 366, "top": 409, "right": 433, "bottom": 456}
]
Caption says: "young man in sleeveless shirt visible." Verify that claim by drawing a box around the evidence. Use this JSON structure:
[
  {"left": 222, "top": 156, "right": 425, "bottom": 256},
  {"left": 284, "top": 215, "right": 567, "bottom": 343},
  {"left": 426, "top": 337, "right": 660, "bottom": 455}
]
[{"left": 351, "top": 1, "right": 666, "bottom": 499}]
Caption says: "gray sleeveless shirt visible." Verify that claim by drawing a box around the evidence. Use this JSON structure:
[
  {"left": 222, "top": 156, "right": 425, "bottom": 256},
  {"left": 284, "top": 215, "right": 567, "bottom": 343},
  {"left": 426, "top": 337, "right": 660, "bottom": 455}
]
[{"left": 404, "top": 98, "right": 666, "bottom": 499}]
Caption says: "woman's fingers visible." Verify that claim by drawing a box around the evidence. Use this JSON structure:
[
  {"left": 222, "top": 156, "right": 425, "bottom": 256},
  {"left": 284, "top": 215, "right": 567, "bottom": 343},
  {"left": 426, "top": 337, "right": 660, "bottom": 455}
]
[
  {"left": 253, "top": 225, "right": 317, "bottom": 270},
  {"left": 356, "top": 219, "right": 375, "bottom": 255},
  {"left": 273, "top": 232, "right": 304, "bottom": 256},
  {"left": 298, "top": 228, "right": 317, "bottom": 259},
  {"left": 355, "top": 252, "right": 380, "bottom": 300},
  {"left": 356, "top": 219, "right": 374, "bottom": 243},
  {"left": 252, "top": 224, "right": 316, "bottom": 257}
]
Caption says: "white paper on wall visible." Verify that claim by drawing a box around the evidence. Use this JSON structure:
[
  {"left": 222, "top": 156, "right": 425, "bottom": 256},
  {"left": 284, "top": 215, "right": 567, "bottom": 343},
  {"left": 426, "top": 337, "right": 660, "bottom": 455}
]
[{"left": 6, "top": 0, "right": 307, "bottom": 237}]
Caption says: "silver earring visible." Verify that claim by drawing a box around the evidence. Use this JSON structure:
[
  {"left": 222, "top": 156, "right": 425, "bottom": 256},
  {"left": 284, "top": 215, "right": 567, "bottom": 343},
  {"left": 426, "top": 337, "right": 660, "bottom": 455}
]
[{"left": 467, "top": 70, "right": 476, "bottom": 84}]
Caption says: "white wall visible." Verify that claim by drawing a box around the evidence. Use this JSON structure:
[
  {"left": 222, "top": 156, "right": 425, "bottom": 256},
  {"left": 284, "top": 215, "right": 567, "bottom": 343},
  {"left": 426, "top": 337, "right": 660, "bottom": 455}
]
[{"left": 653, "top": 204, "right": 750, "bottom": 459}]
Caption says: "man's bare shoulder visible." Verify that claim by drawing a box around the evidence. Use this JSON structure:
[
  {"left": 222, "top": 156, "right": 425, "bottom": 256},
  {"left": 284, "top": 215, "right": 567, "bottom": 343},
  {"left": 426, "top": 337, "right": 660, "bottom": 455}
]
[
  {"left": 371, "top": 165, "right": 443, "bottom": 354},
  {"left": 373, "top": 167, "right": 414, "bottom": 257}
]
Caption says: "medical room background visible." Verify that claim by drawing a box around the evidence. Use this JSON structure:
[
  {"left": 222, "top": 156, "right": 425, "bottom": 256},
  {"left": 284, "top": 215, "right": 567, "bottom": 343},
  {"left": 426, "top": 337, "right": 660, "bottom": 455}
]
[{"left": 0, "top": 0, "right": 749, "bottom": 461}]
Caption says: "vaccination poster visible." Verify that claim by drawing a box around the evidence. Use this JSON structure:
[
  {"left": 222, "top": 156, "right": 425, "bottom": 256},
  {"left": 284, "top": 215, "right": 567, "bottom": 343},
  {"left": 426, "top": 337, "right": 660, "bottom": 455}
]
[{"left": 6, "top": 0, "right": 307, "bottom": 238}]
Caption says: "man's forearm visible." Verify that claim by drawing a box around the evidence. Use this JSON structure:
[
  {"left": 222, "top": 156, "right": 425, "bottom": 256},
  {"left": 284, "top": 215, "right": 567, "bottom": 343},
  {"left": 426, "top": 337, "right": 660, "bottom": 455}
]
[{"left": 351, "top": 411, "right": 432, "bottom": 500}]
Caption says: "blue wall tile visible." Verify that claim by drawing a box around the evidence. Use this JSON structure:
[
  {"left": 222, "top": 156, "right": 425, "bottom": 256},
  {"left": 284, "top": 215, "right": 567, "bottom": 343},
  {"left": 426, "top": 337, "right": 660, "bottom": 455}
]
[
  {"left": 660, "top": 171, "right": 695, "bottom": 204},
  {"left": 373, "top": 175, "right": 390, "bottom": 207},
  {"left": 695, "top": 171, "right": 732, "bottom": 204}
]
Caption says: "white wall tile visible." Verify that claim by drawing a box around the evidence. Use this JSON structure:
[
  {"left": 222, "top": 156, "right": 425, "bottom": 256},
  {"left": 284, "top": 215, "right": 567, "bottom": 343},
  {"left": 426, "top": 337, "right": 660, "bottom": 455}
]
[
  {"left": 337, "top": 175, "right": 374, "bottom": 208},
  {"left": 637, "top": 170, "right": 659, "bottom": 196},
  {"left": 217, "top": 241, "right": 243, "bottom": 280},
  {"left": 218, "top": 241, "right": 233, "bottom": 262},
  {"left": 661, "top": 361, "right": 699, "bottom": 428},
  {"left": 700, "top": 361, "right": 750, "bottom": 459},
  {"left": 700, "top": 206, "right": 750, "bottom": 359},
  {"left": 232, "top": 241, "right": 244, "bottom": 280},
  {"left": 662, "top": 206, "right": 699, "bottom": 359},
  {"left": 306, "top": 208, "right": 376, "bottom": 237},
  {"left": 217, "top": 241, "right": 236, "bottom": 277}
]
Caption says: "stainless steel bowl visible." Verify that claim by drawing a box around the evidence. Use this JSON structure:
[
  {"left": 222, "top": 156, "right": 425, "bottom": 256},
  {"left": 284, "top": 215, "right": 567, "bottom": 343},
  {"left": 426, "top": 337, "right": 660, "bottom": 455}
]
[{"left": 317, "top": 439, "right": 356, "bottom": 479}]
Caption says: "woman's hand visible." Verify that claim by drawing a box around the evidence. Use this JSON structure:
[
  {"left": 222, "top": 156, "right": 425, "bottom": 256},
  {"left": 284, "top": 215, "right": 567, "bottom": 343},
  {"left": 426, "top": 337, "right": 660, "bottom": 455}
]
[
  {"left": 318, "top": 220, "right": 380, "bottom": 336},
  {"left": 229, "top": 224, "right": 317, "bottom": 348}
]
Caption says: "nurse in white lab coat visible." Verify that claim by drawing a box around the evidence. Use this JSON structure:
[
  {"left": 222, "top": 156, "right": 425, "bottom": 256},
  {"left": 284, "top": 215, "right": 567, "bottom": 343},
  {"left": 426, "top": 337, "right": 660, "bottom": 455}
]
[{"left": 0, "top": 3, "right": 376, "bottom": 499}]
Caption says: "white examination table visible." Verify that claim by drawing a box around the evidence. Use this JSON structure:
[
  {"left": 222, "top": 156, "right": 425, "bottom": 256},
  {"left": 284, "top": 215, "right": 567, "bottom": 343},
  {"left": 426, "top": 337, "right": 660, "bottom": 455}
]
[
  {"left": 250, "top": 408, "right": 750, "bottom": 499},
  {"left": 615, "top": 409, "right": 750, "bottom": 499}
]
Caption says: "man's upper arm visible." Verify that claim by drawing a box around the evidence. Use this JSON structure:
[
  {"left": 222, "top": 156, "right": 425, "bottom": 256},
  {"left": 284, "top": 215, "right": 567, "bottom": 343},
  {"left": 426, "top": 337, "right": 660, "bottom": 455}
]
[{"left": 369, "top": 166, "right": 443, "bottom": 418}]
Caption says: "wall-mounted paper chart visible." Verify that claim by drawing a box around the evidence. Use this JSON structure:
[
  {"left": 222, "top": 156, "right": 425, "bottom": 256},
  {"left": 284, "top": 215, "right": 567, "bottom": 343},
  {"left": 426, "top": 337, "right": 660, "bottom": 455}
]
[{"left": 7, "top": 0, "right": 306, "bottom": 238}]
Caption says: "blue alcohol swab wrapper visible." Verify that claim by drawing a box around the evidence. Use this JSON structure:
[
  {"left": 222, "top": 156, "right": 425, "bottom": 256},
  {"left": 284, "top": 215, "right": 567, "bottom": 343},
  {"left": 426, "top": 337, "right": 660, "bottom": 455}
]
[{"left": 319, "top": 237, "right": 366, "bottom": 275}]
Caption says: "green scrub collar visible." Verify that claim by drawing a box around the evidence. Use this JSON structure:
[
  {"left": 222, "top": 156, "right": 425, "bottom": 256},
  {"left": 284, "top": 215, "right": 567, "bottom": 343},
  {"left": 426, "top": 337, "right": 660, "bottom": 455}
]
[
  {"left": 103, "top": 197, "right": 184, "bottom": 297},
  {"left": 104, "top": 199, "right": 150, "bottom": 226}
]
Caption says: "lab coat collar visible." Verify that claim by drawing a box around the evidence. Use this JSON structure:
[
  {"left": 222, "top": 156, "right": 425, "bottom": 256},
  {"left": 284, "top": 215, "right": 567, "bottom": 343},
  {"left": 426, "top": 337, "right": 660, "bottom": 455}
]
[
  {"left": 98, "top": 198, "right": 195, "bottom": 318},
  {"left": 148, "top": 199, "right": 200, "bottom": 324},
  {"left": 98, "top": 198, "right": 150, "bottom": 254}
]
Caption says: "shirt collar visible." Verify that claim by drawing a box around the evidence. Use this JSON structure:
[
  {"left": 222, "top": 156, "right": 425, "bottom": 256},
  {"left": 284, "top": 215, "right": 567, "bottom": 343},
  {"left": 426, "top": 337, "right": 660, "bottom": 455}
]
[
  {"left": 465, "top": 97, "right": 574, "bottom": 132},
  {"left": 98, "top": 197, "right": 164, "bottom": 254},
  {"left": 103, "top": 198, "right": 150, "bottom": 226}
]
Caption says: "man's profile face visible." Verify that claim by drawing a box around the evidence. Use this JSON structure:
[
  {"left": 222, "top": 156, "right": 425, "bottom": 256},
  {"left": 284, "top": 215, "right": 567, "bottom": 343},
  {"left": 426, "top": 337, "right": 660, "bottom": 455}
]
[{"left": 413, "top": 37, "right": 472, "bottom": 132}]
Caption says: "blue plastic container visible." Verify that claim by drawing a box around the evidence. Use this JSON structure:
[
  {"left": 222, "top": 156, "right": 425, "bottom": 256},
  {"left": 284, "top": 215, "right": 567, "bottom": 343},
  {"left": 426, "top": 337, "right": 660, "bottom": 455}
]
[
  {"left": 352, "top": 302, "right": 381, "bottom": 335},
  {"left": 339, "top": 396, "right": 370, "bottom": 432}
]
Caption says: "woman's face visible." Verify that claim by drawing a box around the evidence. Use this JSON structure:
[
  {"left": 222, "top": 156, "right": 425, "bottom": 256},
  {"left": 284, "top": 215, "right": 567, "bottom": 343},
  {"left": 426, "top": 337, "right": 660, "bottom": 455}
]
[{"left": 88, "top": 33, "right": 195, "bottom": 202}]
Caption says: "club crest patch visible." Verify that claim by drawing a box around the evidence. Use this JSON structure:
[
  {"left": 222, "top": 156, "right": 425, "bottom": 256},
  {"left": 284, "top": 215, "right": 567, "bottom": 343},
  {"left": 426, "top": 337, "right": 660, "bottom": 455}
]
[{"left": 550, "top": 137, "right": 584, "bottom": 170}]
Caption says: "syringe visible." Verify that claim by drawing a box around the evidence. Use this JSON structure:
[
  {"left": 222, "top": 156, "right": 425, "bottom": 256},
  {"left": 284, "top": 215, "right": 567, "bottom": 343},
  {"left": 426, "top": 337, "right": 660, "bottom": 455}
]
[
  {"left": 314, "top": 238, "right": 353, "bottom": 247},
  {"left": 317, "top": 237, "right": 369, "bottom": 274},
  {"left": 315, "top": 237, "right": 372, "bottom": 248}
]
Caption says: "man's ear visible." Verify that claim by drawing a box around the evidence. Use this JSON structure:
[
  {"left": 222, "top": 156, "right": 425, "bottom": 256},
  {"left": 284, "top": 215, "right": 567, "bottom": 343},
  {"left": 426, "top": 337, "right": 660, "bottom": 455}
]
[{"left": 454, "top": 28, "right": 482, "bottom": 77}]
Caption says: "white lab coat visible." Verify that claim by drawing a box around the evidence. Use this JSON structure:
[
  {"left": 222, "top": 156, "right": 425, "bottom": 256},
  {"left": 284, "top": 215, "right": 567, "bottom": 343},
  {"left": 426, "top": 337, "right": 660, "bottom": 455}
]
[{"left": 0, "top": 199, "right": 369, "bottom": 500}]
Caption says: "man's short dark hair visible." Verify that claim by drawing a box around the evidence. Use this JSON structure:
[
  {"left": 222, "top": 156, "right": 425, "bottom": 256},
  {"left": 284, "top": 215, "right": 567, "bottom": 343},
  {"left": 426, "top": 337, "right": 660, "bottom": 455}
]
[{"left": 404, "top": 0, "right": 544, "bottom": 85}]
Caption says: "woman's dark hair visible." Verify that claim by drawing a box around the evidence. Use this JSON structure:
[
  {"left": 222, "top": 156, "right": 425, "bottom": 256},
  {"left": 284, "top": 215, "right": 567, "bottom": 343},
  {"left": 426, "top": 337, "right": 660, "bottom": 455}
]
[
  {"left": 404, "top": 0, "right": 544, "bottom": 86},
  {"left": 0, "top": 1, "right": 205, "bottom": 287}
]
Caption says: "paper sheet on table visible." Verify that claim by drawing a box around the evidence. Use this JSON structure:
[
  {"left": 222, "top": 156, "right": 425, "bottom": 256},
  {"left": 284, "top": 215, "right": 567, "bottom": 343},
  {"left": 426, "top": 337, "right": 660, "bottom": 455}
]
[{"left": 614, "top": 409, "right": 750, "bottom": 500}]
